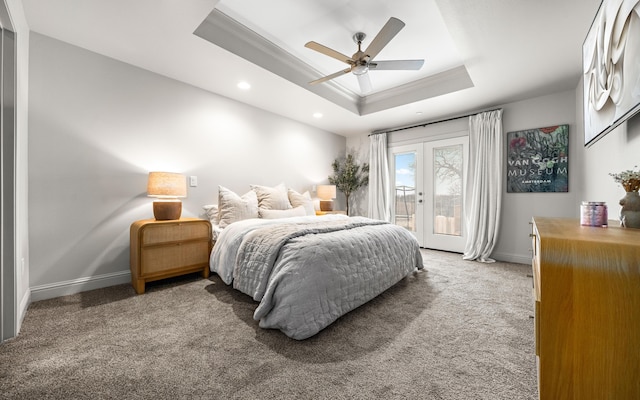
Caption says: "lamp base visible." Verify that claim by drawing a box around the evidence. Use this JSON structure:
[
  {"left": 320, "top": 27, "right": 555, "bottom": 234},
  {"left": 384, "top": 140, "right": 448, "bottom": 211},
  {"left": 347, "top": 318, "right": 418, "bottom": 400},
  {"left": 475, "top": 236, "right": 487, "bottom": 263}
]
[
  {"left": 319, "top": 200, "right": 334, "bottom": 211},
  {"left": 153, "top": 201, "right": 182, "bottom": 220}
]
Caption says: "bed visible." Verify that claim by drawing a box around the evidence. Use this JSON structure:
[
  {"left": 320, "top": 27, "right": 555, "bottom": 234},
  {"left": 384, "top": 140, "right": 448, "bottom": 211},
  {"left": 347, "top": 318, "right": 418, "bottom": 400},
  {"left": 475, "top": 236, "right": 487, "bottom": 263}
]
[{"left": 205, "top": 184, "right": 423, "bottom": 339}]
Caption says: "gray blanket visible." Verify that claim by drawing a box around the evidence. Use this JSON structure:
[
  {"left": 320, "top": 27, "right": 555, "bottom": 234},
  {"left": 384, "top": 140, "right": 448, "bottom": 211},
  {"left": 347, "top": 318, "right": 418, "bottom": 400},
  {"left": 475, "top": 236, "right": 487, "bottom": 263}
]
[
  {"left": 234, "top": 217, "right": 388, "bottom": 301},
  {"left": 210, "top": 215, "right": 423, "bottom": 339}
]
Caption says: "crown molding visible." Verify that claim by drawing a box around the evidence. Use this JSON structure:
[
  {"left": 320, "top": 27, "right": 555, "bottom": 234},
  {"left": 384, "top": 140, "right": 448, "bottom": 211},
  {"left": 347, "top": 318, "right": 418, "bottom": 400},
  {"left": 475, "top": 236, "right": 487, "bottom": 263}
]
[
  {"left": 358, "top": 65, "right": 473, "bottom": 115},
  {"left": 194, "top": 9, "right": 473, "bottom": 116}
]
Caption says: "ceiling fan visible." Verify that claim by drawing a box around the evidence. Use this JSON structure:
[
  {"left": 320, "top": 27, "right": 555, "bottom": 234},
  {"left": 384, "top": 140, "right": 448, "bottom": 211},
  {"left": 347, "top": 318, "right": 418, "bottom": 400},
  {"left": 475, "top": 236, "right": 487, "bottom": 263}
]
[{"left": 305, "top": 17, "right": 424, "bottom": 94}]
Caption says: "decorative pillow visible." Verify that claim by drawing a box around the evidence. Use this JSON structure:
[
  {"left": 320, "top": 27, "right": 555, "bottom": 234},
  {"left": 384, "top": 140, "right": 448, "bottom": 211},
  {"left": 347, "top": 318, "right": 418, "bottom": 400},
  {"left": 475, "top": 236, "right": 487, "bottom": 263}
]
[
  {"left": 287, "top": 189, "right": 315, "bottom": 216},
  {"left": 202, "top": 204, "right": 218, "bottom": 223},
  {"left": 250, "top": 183, "right": 291, "bottom": 210},
  {"left": 259, "top": 206, "right": 307, "bottom": 219},
  {"left": 217, "top": 186, "right": 259, "bottom": 228}
]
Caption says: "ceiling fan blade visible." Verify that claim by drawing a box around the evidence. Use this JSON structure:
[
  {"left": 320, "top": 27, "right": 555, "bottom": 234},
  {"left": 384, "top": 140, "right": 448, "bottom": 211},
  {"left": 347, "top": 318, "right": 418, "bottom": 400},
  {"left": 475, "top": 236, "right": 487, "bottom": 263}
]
[
  {"left": 357, "top": 73, "right": 372, "bottom": 94},
  {"left": 305, "top": 41, "right": 354, "bottom": 64},
  {"left": 369, "top": 59, "right": 424, "bottom": 70},
  {"left": 363, "top": 17, "right": 405, "bottom": 60},
  {"left": 310, "top": 68, "right": 351, "bottom": 85}
]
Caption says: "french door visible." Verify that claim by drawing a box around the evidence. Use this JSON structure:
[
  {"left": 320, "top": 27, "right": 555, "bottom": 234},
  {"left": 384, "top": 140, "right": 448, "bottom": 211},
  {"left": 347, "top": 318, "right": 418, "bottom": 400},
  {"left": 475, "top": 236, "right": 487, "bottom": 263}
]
[
  {"left": 389, "top": 144, "right": 424, "bottom": 245},
  {"left": 389, "top": 136, "right": 468, "bottom": 253}
]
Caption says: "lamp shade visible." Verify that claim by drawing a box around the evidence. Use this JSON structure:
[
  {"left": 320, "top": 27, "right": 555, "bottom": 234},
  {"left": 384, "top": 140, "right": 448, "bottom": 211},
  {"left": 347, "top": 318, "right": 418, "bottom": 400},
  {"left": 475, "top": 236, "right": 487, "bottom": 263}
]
[
  {"left": 317, "top": 184, "right": 336, "bottom": 200},
  {"left": 147, "top": 172, "right": 187, "bottom": 198},
  {"left": 317, "top": 184, "right": 337, "bottom": 212}
]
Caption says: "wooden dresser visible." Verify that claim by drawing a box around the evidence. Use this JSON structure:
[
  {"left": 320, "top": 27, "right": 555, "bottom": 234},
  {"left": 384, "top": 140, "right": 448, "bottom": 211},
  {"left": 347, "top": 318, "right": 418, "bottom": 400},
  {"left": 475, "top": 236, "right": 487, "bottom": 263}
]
[
  {"left": 531, "top": 217, "right": 640, "bottom": 399},
  {"left": 130, "top": 218, "right": 212, "bottom": 294}
]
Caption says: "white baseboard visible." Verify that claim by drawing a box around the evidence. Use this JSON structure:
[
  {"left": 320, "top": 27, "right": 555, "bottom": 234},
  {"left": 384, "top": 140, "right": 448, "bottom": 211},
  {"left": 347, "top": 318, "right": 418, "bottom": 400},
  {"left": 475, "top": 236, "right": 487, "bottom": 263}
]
[
  {"left": 491, "top": 251, "right": 531, "bottom": 265},
  {"left": 17, "top": 288, "right": 31, "bottom": 333},
  {"left": 30, "top": 270, "right": 131, "bottom": 302}
]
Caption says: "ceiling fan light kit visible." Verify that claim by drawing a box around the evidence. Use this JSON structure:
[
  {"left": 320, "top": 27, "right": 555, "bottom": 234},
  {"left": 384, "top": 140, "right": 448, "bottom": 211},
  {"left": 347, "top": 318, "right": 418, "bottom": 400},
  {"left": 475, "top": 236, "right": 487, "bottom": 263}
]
[
  {"left": 305, "top": 17, "right": 424, "bottom": 94},
  {"left": 352, "top": 62, "right": 369, "bottom": 76}
]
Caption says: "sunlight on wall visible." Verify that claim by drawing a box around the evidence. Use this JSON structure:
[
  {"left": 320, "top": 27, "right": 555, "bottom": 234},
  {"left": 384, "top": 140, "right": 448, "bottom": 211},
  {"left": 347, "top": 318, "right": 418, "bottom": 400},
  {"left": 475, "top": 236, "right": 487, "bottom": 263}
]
[
  {"left": 71, "top": 106, "right": 258, "bottom": 174},
  {"left": 274, "top": 127, "right": 337, "bottom": 185}
]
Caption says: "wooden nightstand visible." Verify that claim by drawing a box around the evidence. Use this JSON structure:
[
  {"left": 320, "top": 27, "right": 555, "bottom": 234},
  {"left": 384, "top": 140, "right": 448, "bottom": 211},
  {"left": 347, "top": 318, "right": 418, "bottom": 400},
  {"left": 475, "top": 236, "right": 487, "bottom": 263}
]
[
  {"left": 315, "top": 210, "right": 347, "bottom": 215},
  {"left": 130, "top": 218, "right": 212, "bottom": 294}
]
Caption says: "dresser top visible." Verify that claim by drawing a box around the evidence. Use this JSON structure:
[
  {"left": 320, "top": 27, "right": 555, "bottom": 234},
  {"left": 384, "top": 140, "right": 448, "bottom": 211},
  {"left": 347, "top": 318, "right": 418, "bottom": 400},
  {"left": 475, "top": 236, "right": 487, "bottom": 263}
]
[{"left": 533, "top": 217, "right": 640, "bottom": 247}]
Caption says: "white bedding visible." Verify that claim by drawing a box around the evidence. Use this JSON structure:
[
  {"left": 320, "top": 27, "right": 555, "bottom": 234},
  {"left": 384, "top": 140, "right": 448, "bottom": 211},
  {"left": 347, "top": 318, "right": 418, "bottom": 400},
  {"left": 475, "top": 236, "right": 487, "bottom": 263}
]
[{"left": 209, "top": 215, "right": 423, "bottom": 339}]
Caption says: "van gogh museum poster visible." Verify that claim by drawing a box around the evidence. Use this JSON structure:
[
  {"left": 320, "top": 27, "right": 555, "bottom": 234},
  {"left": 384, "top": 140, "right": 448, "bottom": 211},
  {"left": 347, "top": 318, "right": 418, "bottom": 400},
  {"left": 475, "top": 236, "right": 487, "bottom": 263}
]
[{"left": 506, "top": 125, "right": 569, "bottom": 193}]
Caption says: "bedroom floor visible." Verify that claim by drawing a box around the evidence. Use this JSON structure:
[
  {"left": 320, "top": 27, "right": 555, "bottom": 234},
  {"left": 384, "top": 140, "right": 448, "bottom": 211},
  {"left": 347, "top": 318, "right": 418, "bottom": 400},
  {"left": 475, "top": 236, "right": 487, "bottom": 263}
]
[{"left": 0, "top": 249, "right": 537, "bottom": 399}]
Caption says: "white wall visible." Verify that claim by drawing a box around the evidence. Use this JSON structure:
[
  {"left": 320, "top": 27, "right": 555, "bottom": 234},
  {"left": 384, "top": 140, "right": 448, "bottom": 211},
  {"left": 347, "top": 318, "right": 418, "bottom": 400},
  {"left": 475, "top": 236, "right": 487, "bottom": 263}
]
[
  {"left": 494, "top": 90, "right": 579, "bottom": 263},
  {"left": 28, "top": 33, "right": 345, "bottom": 300},
  {"left": 575, "top": 78, "right": 640, "bottom": 220},
  {"left": 348, "top": 89, "right": 580, "bottom": 264},
  {"left": 578, "top": 120, "right": 640, "bottom": 209}
]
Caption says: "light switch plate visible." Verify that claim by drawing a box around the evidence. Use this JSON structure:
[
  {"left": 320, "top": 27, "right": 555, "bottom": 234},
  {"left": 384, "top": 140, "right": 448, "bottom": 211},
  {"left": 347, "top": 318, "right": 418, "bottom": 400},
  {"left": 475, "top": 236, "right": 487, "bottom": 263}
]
[{"left": 189, "top": 176, "right": 198, "bottom": 187}]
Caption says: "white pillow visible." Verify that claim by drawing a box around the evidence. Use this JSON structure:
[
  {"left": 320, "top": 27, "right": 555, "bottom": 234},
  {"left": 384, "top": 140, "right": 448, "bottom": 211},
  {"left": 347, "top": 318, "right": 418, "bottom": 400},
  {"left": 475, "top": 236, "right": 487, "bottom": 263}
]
[
  {"left": 202, "top": 204, "right": 218, "bottom": 223},
  {"left": 250, "top": 183, "right": 291, "bottom": 210},
  {"left": 287, "top": 189, "right": 315, "bottom": 216},
  {"left": 217, "top": 186, "right": 259, "bottom": 228},
  {"left": 259, "top": 206, "right": 307, "bottom": 219}
]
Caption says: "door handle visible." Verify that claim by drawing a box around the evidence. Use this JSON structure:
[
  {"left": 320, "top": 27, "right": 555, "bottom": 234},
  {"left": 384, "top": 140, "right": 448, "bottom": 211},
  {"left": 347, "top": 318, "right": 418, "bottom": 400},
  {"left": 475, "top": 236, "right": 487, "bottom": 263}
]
[{"left": 418, "top": 199, "right": 423, "bottom": 203}]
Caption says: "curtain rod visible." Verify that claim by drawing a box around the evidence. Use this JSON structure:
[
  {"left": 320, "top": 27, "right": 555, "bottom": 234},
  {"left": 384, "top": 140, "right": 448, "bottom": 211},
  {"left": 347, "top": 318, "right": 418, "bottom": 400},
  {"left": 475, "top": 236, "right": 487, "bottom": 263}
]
[{"left": 368, "top": 108, "right": 503, "bottom": 136}]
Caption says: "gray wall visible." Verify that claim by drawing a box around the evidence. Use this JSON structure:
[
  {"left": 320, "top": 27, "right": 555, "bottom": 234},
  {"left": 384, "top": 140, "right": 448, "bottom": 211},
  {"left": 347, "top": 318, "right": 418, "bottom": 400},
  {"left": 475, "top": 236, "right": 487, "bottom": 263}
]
[
  {"left": 6, "top": 0, "right": 30, "bottom": 336},
  {"left": 579, "top": 119, "right": 640, "bottom": 205},
  {"left": 575, "top": 80, "right": 640, "bottom": 221},
  {"left": 494, "top": 90, "right": 579, "bottom": 263},
  {"left": 28, "top": 33, "right": 345, "bottom": 299}
]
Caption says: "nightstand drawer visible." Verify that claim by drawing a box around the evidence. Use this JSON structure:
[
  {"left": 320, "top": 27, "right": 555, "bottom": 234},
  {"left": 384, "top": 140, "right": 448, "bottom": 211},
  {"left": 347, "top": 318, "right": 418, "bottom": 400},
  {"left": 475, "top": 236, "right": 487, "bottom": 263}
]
[
  {"left": 140, "top": 240, "right": 209, "bottom": 275},
  {"left": 141, "top": 221, "right": 210, "bottom": 244},
  {"left": 130, "top": 218, "right": 213, "bottom": 294}
]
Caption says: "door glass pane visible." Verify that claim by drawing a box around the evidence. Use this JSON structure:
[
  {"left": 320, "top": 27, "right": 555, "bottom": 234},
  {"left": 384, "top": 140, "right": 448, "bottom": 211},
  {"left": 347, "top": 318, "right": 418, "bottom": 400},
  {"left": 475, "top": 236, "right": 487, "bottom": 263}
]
[
  {"left": 433, "top": 145, "right": 462, "bottom": 236},
  {"left": 394, "top": 153, "right": 416, "bottom": 231}
]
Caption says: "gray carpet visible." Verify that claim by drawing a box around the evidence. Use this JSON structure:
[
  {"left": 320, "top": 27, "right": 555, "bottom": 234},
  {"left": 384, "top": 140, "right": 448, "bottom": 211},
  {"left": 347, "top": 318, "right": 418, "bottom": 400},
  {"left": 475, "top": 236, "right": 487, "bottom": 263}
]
[{"left": 0, "top": 249, "right": 537, "bottom": 399}]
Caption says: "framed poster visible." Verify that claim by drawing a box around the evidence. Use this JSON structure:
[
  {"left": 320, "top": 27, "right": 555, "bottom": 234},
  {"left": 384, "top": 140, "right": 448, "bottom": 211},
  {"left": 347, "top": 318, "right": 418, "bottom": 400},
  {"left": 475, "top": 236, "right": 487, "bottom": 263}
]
[
  {"left": 583, "top": 0, "right": 640, "bottom": 146},
  {"left": 507, "top": 125, "right": 569, "bottom": 193}
]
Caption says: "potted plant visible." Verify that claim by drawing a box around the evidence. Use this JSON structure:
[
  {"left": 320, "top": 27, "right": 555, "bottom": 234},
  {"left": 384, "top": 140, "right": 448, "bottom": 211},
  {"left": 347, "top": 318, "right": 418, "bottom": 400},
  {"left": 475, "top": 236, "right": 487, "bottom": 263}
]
[
  {"left": 328, "top": 153, "right": 369, "bottom": 215},
  {"left": 609, "top": 166, "right": 640, "bottom": 228}
]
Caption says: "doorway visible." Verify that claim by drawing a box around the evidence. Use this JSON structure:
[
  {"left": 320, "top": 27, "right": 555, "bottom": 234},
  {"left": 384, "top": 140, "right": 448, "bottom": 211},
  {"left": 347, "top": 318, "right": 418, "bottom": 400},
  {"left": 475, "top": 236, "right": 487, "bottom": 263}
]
[{"left": 389, "top": 136, "right": 468, "bottom": 252}]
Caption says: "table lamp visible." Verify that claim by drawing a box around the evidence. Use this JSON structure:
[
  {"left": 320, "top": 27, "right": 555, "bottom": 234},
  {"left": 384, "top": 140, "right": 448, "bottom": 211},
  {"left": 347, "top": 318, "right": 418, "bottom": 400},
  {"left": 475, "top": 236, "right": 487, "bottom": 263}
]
[
  {"left": 317, "top": 184, "right": 336, "bottom": 211},
  {"left": 147, "top": 172, "right": 187, "bottom": 220}
]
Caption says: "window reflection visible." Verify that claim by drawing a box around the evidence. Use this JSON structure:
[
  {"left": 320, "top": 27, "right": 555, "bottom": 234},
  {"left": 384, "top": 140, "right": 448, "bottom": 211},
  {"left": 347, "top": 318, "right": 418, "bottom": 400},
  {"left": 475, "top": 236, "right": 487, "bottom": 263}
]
[
  {"left": 433, "top": 145, "right": 462, "bottom": 236},
  {"left": 394, "top": 153, "right": 416, "bottom": 231}
]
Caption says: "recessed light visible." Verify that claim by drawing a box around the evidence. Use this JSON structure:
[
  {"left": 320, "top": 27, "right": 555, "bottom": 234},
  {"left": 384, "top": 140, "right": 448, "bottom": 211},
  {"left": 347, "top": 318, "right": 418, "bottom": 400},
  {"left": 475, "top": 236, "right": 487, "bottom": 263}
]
[
  {"left": 237, "top": 81, "right": 251, "bottom": 90},
  {"left": 416, "top": 111, "right": 423, "bottom": 115},
  {"left": 313, "top": 112, "right": 323, "bottom": 119}
]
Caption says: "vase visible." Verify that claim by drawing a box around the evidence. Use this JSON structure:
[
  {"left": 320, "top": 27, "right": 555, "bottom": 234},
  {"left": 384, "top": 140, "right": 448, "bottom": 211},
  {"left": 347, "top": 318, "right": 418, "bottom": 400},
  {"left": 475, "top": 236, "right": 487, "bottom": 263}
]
[{"left": 619, "top": 191, "right": 640, "bottom": 229}]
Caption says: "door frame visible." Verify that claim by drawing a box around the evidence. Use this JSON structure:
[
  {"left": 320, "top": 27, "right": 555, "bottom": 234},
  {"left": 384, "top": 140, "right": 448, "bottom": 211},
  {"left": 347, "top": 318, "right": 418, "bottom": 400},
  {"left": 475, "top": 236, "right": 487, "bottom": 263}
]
[{"left": 0, "top": 4, "right": 17, "bottom": 342}]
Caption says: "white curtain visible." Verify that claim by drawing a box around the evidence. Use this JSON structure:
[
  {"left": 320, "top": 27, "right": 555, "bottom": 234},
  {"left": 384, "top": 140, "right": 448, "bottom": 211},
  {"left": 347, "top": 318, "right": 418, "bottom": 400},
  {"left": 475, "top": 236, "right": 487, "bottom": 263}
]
[
  {"left": 463, "top": 110, "right": 503, "bottom": 262},
  {"left": 368, "top": 132, "right": 391, "bottom": 221}
]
